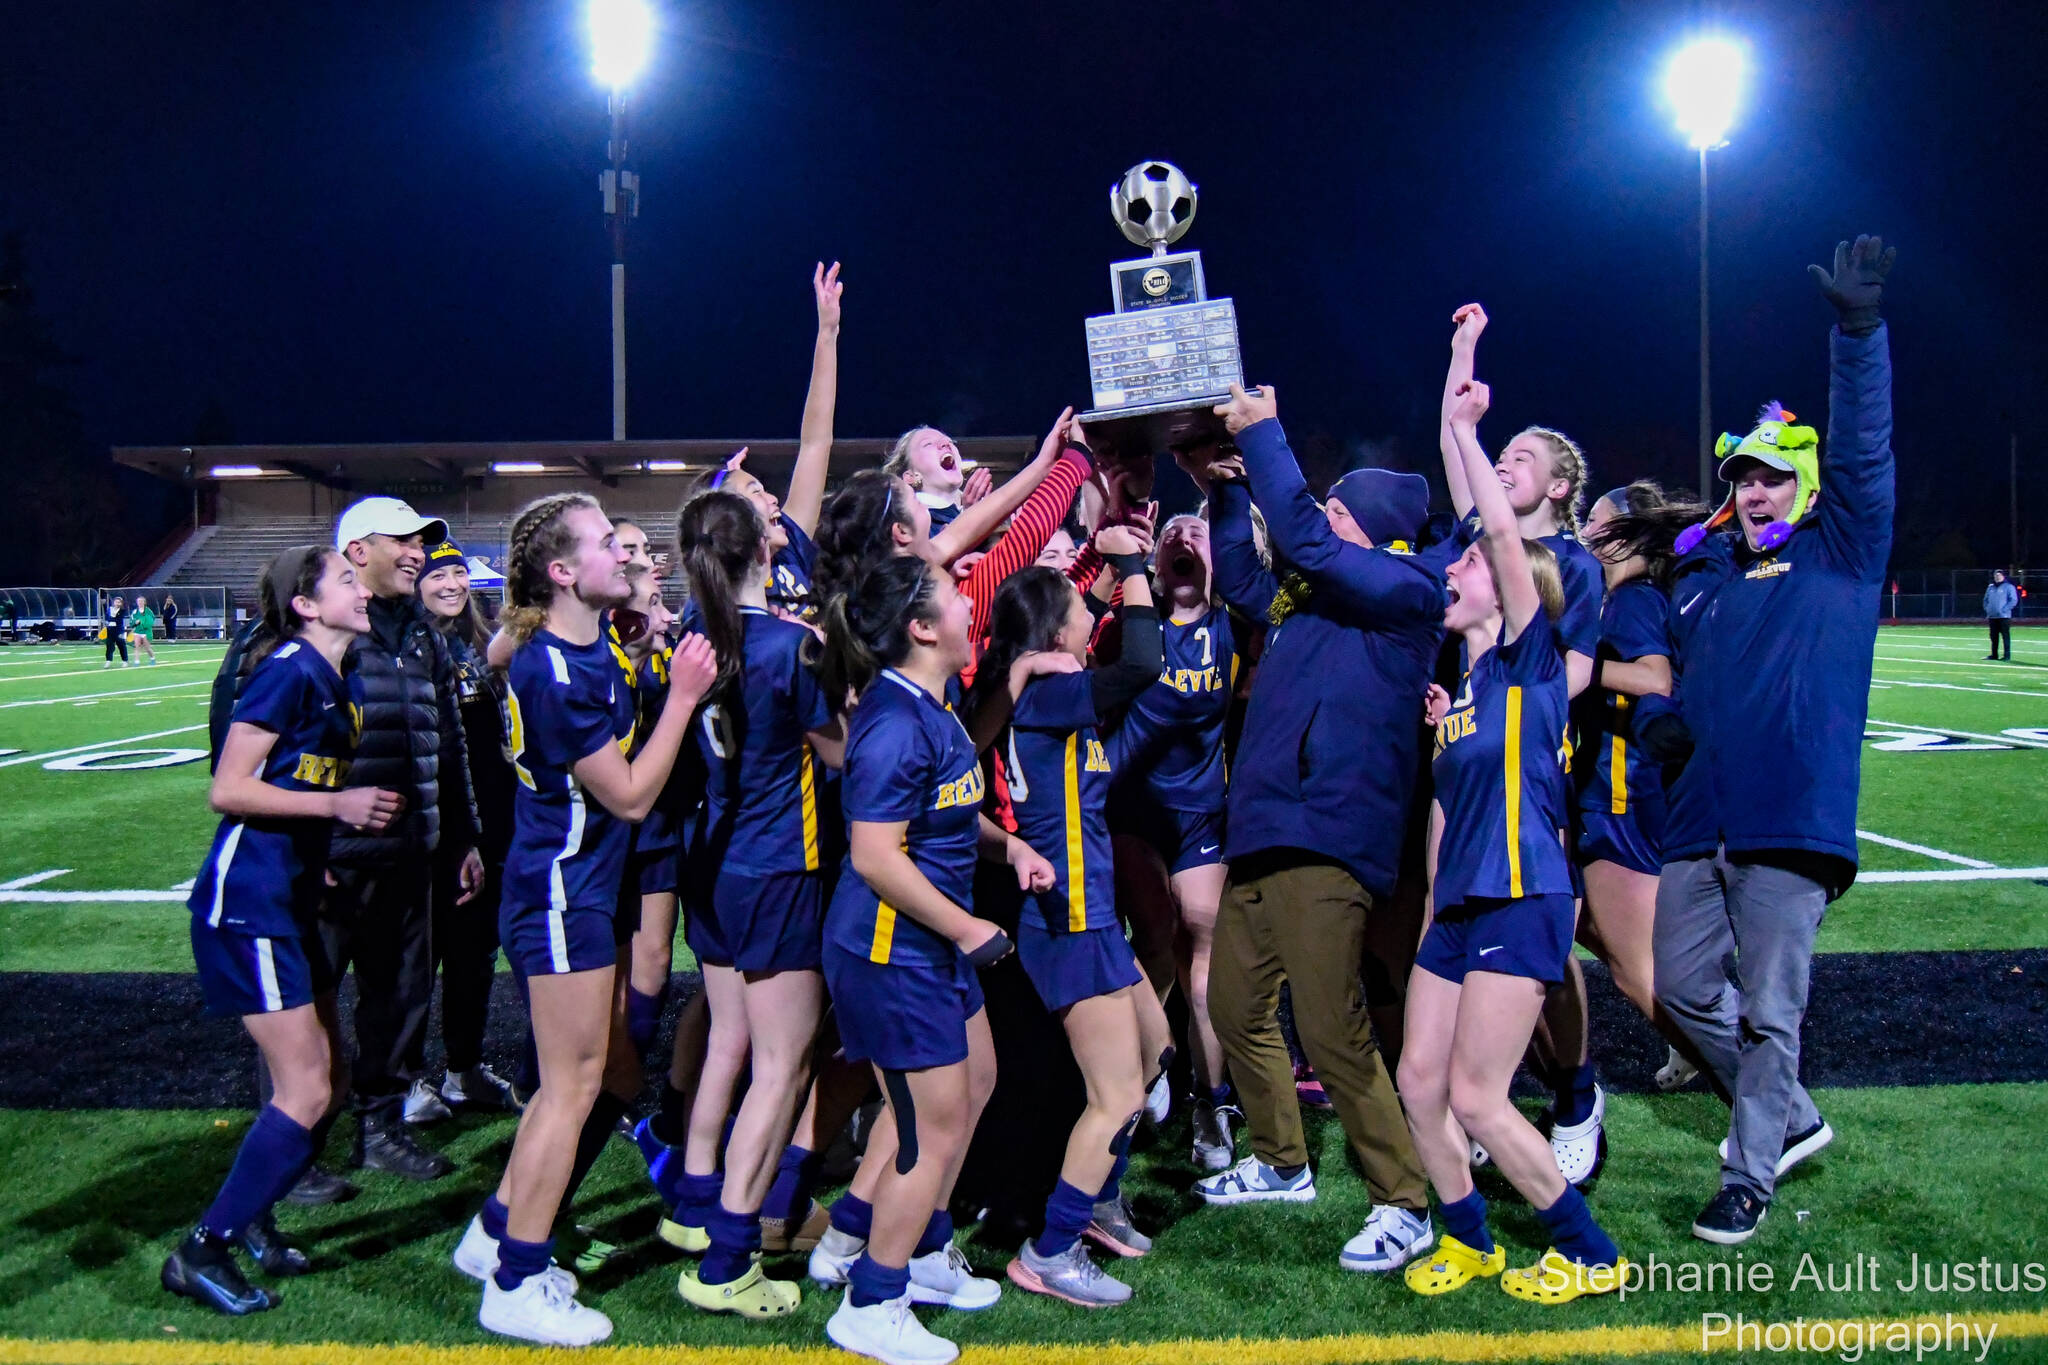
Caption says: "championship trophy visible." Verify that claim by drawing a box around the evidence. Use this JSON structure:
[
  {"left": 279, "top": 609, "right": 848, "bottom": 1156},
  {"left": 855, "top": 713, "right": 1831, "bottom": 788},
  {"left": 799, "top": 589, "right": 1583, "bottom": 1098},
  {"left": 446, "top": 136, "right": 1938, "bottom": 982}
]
[{"left": 1077, "top": 161, "right": 1245, "bottom": 456}]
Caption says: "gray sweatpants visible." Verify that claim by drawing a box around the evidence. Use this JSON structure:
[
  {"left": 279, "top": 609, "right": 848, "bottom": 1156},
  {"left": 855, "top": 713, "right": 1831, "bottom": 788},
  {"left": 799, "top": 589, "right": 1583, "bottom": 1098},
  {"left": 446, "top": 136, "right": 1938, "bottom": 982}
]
[{"left": 1653, "top": 849, "right": 1825, "bottom": 1199}]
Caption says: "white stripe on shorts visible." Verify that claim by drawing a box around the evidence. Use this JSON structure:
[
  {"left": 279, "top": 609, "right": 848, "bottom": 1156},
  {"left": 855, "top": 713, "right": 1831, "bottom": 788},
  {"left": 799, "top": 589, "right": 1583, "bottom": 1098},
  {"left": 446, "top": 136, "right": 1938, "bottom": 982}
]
[
  {"left": 546, "top": 786, "right": 587, "bottom": 973},
  {"left": 207, "top": 822, "right": 246, "bottom": 928},
  {"left": 255, "top": 937, "right": 283, "bottom": 1012}
]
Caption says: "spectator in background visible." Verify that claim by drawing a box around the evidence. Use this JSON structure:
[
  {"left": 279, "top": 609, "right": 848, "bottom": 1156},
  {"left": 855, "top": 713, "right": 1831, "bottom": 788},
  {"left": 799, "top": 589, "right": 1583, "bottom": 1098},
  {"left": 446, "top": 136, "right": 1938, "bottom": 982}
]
[
  {"left": 164, "top": 595, "right": 181, "bottom": 640},
  {"left": 319, "top": 496, "right": 485, "bottom": 1184},
  {"left": 1985, "top": 570, "right": 2017, "bottom": 661},
  {"left": 129, "top": 596, "right": 161, "bottom": 665},
  {"left": 103, "top": 594, "right": 131, "bottom": 667}
]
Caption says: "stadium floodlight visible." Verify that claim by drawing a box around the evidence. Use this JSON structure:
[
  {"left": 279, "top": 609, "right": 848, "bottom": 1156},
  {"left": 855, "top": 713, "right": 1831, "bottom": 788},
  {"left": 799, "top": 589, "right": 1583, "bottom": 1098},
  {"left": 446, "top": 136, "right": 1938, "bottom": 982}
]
[
  {"left": 1665, "top": 38, "right": 1743, "bottom": 149},
  {"left": 644, "top": 460, "right": 690, "bottom": 472},
  {"left": 208, "top": 465, "right": 270, "bottom": 478},
  {"left": 589, "top": 0, "right": 654, "bottom": 90},
  {"left": 491, "top": 461, "right": 549, "bottom": 474},
  {"left": 1664, "top": 34, "right": 1746, "bottom": 494}
]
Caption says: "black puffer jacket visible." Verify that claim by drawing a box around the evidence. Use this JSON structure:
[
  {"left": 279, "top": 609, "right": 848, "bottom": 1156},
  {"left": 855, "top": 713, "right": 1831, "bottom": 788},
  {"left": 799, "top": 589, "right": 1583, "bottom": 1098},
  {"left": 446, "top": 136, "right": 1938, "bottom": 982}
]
[{"left": 331, "top": 594, "right": 480, "bottom": 866}]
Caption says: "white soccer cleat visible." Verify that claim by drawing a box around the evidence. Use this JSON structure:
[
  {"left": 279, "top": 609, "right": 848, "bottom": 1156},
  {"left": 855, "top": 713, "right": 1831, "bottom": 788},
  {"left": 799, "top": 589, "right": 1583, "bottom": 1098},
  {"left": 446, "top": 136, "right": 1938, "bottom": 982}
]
[
  {"left": 452, "top": 1214, "right": 577, "bottom": 1294},
  {"left": 1550, "top": 1085, "right": 1608, "bottom": 1187},
  {"left": 809, "top": 1225, "right": 866, "bottom": 1288},
  {"left": 478, "top": 1268, "right": 612, "bottom": 1346},
  {"left": 826, "top": 1287, "right": 959, "bottom": 1365},
  {"left": 908, "top": 1243, "right": 1001, "bottom": 1310},
  {"left": 1655, "top": 1047, "right": 1700, "bottom": 1092},
  {"left": 1338, "top": 1203, "right": 1436, "bottom": 1273}
]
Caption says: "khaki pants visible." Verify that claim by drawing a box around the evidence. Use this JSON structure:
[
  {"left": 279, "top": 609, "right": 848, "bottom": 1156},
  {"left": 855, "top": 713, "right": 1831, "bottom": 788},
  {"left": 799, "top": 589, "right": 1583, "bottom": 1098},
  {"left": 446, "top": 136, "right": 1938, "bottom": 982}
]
[{"left": 1210, "top": 855, "right": 1426, "bottom": 1209}]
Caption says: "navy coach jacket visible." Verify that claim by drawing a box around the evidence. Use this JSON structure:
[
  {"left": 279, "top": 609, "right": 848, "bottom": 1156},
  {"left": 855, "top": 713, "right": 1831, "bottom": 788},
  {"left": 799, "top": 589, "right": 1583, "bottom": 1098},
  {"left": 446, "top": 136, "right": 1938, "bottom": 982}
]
[
  {"left": 1662, "top": 325, "right": 1895, "bottom": 894},
  {"left": 1209, "top": 418, "right": 1446, "bottom": 899}
]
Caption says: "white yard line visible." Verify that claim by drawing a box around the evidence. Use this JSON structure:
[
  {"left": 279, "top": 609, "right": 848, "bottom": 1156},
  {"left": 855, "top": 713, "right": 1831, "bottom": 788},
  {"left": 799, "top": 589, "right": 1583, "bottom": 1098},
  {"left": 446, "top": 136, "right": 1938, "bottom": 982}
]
[
  {"left": 1854, "top": 830, "right": 1994, "bottom": 869},
  {"left": 1866, "top": 718, "right": 2048, "bottom": 750},
  {"left": 1873, "top": 654, "right": 2048, "bottom": 677},
  {"left": 1868, "top": 677, "right": 2048, "bottom": 698},
  {"left": 0, "top": 660, "right": 210, "bottom": 684},
  {"left": 0, "top": 869, "right": 71, "bottom": 890},
  {"left": 1857, "top": 867, "right": 2048, "bottom": 884},
  {"left": 0, "top": 724, "right": 208, "bottom": 769},
  {"left": 0, "top": 888, "right": 188, "bottom": 902},
  {"left": 0, "top": 680, "right": 210, "bottom": 710}
]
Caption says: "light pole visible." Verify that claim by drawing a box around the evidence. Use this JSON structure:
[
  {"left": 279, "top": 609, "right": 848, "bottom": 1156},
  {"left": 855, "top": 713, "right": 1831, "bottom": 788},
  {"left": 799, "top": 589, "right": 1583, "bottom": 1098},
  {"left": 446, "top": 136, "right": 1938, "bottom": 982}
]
[
  {"left": 1665, "top": 37, "right": 1744, "bottom": 497},
  {"left": 590, "top": 0, "right": 653, "bottom": 441}
]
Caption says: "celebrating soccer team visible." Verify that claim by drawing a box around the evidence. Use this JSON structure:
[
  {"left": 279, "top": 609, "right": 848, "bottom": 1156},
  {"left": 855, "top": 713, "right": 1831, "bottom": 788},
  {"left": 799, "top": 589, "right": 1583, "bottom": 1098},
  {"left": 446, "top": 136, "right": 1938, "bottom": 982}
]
[{"left": 169, "top": 236, "right": 1898, "bottom": 1364}]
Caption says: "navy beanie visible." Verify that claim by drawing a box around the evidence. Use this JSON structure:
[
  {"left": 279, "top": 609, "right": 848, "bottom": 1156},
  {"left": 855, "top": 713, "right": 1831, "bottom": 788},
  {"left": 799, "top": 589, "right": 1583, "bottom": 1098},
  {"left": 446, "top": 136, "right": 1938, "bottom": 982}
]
[{"left": 1326, "top": 468, "right": 1430, "bottom": 548}]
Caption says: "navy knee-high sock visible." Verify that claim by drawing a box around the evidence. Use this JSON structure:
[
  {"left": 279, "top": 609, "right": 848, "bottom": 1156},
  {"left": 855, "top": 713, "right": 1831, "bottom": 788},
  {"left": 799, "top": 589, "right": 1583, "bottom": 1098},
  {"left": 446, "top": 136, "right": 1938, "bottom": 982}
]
[
  {"left": 761, "top": 1145, "right": 820, "bottom": 1222},
  {"left": 559, "top": 1093, "right": 630, "bottom": 1215},
  {"left": 625, "top": 987, "right": 662, "bottom": 1055},
  {"left": 914, "top": 1209, "right": 953, "bottom": 1257},
  {"left": 700, "top": 1202, "right": 763, "bottom": 1284},
  {"left": 1537, "top": 1184, "right": 1618, "bottom": 1266},
  {"left": 201, "top": 1105, "right": 316, "bottom": 1240},
  {"left": 1036, "top": 1179, "right": 1096, "bottom": 1258},
  {"left": 829, "top": 1192, "right": 872, "bottom": 1240},
  {"left": 1439, "top": 1189, "right": 1494, "bottom": 1255},
  {"left": 1553, "top": 1060, "right": 1600, "bottom": 1128}
]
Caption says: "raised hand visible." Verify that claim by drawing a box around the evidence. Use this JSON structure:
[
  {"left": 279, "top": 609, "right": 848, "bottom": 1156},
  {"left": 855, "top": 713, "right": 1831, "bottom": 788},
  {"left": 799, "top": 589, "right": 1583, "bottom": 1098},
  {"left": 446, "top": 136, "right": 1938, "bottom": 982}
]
[
  {"left": 722, "top": 446, "right": 749, "bottom": 474},
  {"left": 1213, "top": 382, "right": 1277, "bottom": 435},
  {"left": 960, "top": 465, "right": 993, "bottom": 507},
  {"left": 1015, "top": 649, "right": 1083, "bottom": 679},
  {"left": 1094, "top": 522, "right": 1151, "bottom": 558},
  {"left": 1424, "top": 682, "right": 1452, "bottom": 728},
  {"left": 813, "top": 261, "right": 844, "bottom": 333},
  {"left": 1807, "top": 235, "right": 1894, "bottom": 335},
  {"left": 1038, "top": 407, "right": 1077, "bottom": 463},
  {"left": 1449, "top": 379, "right": 1491, "bottom": 428},
  {"left": 1451, "top": 302, "right": 1488, "bottom": 350},
  {"left": 951, "top": 549, "right": 987, "bottom": 582}
]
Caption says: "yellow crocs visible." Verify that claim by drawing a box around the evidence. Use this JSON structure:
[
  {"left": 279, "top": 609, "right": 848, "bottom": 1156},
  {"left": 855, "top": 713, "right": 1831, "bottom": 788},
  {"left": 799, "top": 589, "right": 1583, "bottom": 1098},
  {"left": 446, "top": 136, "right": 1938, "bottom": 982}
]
[
  {"left": 1403, "top": 1233, "right": 1507, "bottom": 1295},
  {"left": 658, "top": 1216, "right": 710, "bottom": 1254},
  {"left": 678, "top": 1260, "right": 801, "bottom": 1317},
  {"left": 1501, "top": 1248, "right": 1629, "bottom": 1304}
]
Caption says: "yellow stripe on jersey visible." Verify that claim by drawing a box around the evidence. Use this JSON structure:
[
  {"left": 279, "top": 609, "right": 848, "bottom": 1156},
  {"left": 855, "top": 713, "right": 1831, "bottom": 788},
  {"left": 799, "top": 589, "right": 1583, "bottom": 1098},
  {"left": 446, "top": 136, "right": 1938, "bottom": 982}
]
[
  {"left": 799, "top": 746, "right": 820, "bottom": 871},
  {"left": 1063, "top": 733, "right": 1086, "bottom": 931},
  {"left": 1610, "top": 694, "right": 1629, "bottom": 815},
  {"left": 1504, "top": 685, "right": 1524, "bottom": 899},
  {"left": 869, "top": 900, "right": 897, "bottom": 964},
  {"left": 506, "top": 687, "right": 535, "bottom": 790}
]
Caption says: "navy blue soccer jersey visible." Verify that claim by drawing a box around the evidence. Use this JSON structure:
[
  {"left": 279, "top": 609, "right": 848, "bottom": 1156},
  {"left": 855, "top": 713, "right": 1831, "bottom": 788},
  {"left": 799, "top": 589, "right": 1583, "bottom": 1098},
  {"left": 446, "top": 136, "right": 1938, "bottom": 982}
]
[
  {"left": 1005, "top": 671, "right": 1116, "bottom": 935},
  {"left": 1539, "top": 529, "right": 1605, "bottom": 663},
  {"left": 1431, "top": 613, "right": 1575, "bottom": 913},
  {"left": 688, "top": 608, "right": 833, "bottom": 875},
  {"left": 825, "top": 669, "right": 984, "bottom": 967},
  {"left": 188, "top": 640, "right": 360, "bottom": 937},
  {"left": 770, "top": 516, "right": 819, "bottom": 619},
  {"left": 1574, "top": 579, "right": 1673, "bottom": 819},
  {"left": 1111, "top": 605, "right": 1237, "bottom": 815},
  {"left": 502, "top": 628, "right": 638, "bottom": 918}
]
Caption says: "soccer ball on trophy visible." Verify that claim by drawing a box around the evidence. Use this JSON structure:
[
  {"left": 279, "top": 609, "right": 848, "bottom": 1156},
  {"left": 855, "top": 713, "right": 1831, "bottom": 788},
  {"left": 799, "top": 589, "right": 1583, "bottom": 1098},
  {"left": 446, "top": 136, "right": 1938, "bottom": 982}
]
[{"left": 1111, "top": 161, "right": 1197, "bottom": 256}]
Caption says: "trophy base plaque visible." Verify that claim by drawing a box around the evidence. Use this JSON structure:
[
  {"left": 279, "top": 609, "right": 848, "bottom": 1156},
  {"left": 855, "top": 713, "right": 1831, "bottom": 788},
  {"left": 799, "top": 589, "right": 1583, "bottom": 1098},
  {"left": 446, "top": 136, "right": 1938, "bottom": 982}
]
[{"left": 1079, "top": 295, "right": 1242, "bottom": 456}]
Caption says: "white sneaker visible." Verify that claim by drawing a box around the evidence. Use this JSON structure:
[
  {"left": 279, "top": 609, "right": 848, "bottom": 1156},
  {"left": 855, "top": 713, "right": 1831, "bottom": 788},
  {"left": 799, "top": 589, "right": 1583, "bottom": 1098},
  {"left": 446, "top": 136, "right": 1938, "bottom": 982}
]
[
  {"left": 452, "top": 1214, "right": 578, "bottom": 1294},
  {"left": 478, "top": 1268, "right": 612, "bottom": 1346},
  {"left": 809, "top": 1225, "right": 866, "bottom": 1288},
  {"left": 404, "top": 1077, "right": 453, "bottom": 1125},
  {"left": 1338, "top": 1204, "right": 1435, "bottom": 1273},
  {"left": 1194, "top": 1155, "right": 1315, "bottom": 1205},
  {"left": 1549, "top": 1085, "right": 1607, "bottom": 1187},
  {"left": 1655, "top": 1046, "right": 1699, "bottom": 1091},
  {"left": 827, "top": 1288, "right": 958, "bottom": 1365},
  {"left": 1143, "top": 1074, "right": 1171, "bottom": 1125},
  {"left": 908, "top": 1243, "right": 1000, "bottom": 1310},
  {"left": 1191, "top": 1100, "right": 1240, "bottom": 1172}
]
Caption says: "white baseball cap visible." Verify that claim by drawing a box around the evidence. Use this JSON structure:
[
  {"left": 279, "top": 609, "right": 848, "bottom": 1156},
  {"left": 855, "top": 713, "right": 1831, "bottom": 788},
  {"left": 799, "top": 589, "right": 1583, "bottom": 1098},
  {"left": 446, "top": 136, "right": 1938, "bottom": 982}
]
[{"left": 335, "top": 496, "right": 448, "bottom": 551}]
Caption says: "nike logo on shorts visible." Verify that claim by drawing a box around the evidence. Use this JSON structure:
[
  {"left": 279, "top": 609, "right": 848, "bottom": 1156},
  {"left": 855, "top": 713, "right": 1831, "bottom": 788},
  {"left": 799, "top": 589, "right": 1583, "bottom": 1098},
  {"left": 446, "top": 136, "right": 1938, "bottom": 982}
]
[
  {"left": 1478, "top": 945, "right": 1504, "bottom": 956},
  {"left": 1199, "top": 844, "right": 1220, "bottom": 855},
  {"left": 1680, "top": 594, "right": 1703, "bottom": 615}
]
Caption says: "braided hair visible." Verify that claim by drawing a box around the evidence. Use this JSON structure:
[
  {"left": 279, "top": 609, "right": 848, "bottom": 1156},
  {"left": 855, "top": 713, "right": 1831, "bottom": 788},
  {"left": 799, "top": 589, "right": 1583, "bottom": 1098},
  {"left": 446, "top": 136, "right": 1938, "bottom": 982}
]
[
  {"left": 1515, "top": 426, "right": 1589, "bottom": 536},
  {"left": 501, "top": 492, "right": 602, "bottom": 645}
]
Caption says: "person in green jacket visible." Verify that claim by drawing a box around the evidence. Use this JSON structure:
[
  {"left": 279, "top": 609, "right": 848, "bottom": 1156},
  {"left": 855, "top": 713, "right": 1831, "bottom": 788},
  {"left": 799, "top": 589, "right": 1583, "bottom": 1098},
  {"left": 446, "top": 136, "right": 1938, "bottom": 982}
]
[{"left": 129, "top": 596, "right": 161, "bottom": 665}]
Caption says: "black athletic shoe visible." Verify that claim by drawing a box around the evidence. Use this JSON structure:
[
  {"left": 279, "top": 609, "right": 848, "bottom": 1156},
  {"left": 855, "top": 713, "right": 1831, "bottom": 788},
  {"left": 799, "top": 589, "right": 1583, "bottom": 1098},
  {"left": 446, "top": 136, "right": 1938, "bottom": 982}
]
[
  {"left": 283, "top": 1165, "right": 358, "bottom": 1206},
  {"left": 352, "top": 1114, "right": 453, "bottom": 1181},
  {"left": 239, "top": 1213, "right": 312, "bottom": 1276},
  {"left": 1692, "top": 1185, "right": 1768, "bottom": 1245},
  {"left": 162, "top": 1228, "right": 278, "bottom": 1315}
]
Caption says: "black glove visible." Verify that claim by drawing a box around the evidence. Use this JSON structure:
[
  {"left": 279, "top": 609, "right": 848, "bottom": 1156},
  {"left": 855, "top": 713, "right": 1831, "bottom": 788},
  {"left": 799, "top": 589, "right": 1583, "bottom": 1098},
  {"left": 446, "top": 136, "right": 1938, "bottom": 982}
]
[
  {"left": 965, "top": 929, "right": 1014, "bottom": 969},
  {"left": 1637, "top": 711, "right": 1696, "bottom": 767},
  {"left": 1807, "top": 235, "right": 1895, "bottom": 337},
  {"left": 1103, "top": 551, "right": 1148, "bottom": 582}
]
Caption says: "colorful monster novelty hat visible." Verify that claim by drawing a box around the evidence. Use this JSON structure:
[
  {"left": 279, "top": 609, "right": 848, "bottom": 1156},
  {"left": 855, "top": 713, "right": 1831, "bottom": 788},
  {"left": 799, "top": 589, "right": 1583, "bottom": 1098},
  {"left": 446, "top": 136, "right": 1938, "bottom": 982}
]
[{"left": 1674, "top": 401, "right": 1821, "bottom": 555}]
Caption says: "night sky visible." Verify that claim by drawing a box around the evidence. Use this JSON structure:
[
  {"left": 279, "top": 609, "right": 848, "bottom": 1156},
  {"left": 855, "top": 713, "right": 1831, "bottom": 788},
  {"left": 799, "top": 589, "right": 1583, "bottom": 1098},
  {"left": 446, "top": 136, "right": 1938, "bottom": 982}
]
[{"left": 5, "top": 0, "right": 2044, "bottom": 570}]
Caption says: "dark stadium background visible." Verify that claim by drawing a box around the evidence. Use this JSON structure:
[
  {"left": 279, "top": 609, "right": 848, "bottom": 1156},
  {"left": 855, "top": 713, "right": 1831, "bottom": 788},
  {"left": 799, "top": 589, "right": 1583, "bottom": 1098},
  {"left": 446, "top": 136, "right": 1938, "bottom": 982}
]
[{"left": 2, "top": 0, "right": 2043, "bottom": 581}]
